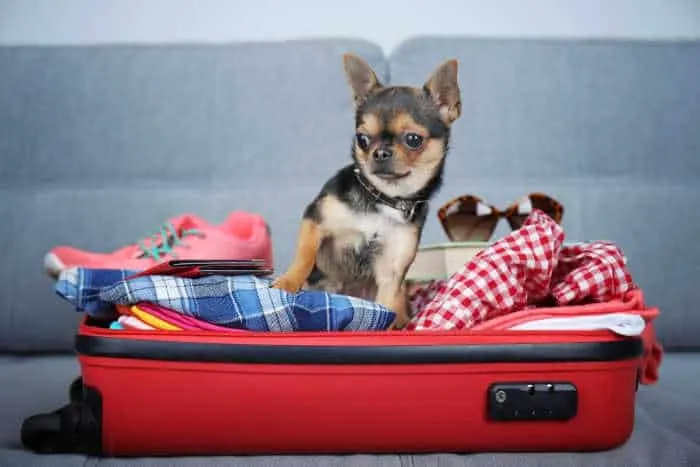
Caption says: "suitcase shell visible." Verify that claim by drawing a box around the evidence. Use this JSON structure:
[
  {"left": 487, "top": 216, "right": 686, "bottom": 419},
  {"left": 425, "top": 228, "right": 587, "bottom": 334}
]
[{"left": 75, "top": 302, "right": 650, "bottom": 457}]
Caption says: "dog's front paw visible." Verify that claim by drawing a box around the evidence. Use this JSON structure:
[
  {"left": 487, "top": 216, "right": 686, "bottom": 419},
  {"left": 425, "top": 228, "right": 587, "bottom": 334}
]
[
  {"left": 388, "top": 311, "right": 411, "bottom": 331},
  {"left": 271, "top": 274, "right": 304, "bottom": 293},
  {"left": 377, "top": 291, "right": 411, "bottom": 330}
]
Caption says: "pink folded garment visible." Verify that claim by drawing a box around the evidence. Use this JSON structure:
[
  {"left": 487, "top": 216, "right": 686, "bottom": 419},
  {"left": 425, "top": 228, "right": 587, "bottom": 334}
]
[
  {"left": 134, "top": 302, "right": 253, "bottom": 333},
  {"left": 118, "top": 315, "right": 155, "bottom": 330}
]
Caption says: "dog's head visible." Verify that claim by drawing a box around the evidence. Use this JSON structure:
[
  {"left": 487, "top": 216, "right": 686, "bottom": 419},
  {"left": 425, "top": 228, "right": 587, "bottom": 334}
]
[{"left": 343, "top": 54, "right": 461, "bottom": 199}]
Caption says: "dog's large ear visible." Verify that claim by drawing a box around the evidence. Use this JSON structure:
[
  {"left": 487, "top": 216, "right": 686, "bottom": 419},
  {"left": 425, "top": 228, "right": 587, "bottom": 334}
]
[
  {"left": 424, "top": 59, "right": 461, "bottom": 125},
  {"left": 343, "top": 54, "right": 383, "bottom": 107}
]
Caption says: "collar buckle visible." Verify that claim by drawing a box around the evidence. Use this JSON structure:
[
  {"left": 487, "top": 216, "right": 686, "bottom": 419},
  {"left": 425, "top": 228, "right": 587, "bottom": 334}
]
[{"left": 396, "top": 199, "right": 417, "bottom": 221}]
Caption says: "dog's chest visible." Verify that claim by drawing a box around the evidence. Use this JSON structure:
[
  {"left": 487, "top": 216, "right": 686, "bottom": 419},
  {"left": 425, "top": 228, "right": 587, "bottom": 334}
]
[
  {"left": 333, "top": 204, "right": 408, "bottom": 247},
  {"left": 318, "top": 200, "right": 409, "bottom": 273}
]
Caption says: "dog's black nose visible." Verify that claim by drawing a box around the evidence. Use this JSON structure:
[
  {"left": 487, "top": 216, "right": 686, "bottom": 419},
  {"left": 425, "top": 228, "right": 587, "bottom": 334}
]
[{"left": 373, "top": 148, "right": 393, "bottom": 161}]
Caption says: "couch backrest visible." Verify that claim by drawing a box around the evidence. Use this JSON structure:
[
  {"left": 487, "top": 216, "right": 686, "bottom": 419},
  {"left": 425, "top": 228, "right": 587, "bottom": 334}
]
[
  {"left": 0, "top": 37, "right": 698, "bottom": 352},
  {"left": 390, "top": 37, "right": 700, "bottom": 350},
  {"left": 0, "top": 39, "right": 387, "bottom": 352}
]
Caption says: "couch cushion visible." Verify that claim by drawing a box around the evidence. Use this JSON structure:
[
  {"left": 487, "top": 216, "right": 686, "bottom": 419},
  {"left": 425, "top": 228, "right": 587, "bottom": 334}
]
[
  {"left": 1, "top": 354, "right": 699, "bottom": 466},
  {"left": 0, "top": 39, "right": 387, "bottom": 352},
  {"left": 637, "top": 352, "right": 700, "bottom": 445},
  {"left": 389, "top": 37, "right": 700, "bottom": 351}
]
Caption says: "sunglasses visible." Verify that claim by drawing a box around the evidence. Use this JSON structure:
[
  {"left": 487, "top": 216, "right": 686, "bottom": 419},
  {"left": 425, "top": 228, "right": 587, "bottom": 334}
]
[{"left": 437, "top": 192, "right": 564, "bottom": 242}]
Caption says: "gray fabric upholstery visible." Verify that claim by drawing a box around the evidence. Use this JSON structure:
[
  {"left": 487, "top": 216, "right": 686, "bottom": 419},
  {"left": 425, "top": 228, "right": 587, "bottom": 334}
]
[
  {"left": 0, "top": 39, "right": 387, "bottom": 352},
  {"left": 1, "top": 355, "right": 699, "bottom": 466},
  {"left": 389, "top": 37, "right": 700, "bottom": 351}
]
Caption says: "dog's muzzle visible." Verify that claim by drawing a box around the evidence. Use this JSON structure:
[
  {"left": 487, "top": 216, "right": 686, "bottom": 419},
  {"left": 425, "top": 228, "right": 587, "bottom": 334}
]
[{"left": 373, "top": 147, "right": 393, "bottom": 161}]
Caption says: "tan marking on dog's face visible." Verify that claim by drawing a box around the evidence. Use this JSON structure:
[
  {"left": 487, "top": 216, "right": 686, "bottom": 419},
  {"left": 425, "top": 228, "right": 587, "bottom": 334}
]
[
  {"left": 389, "top": 112, "right": 430, "bottom": 140},
  {"left": 358, "top": 113, "right": 381, "bottom": 137},
  {"left": 386, "top": 112, "right": 434, "bottom": 168},
  {"left": 381, "top": 112, "right": 445, "bottom": 195},
  {"left": 355, "top": 113, "right": 382, "bottom": 163},
  {"left": 416, "top": 138, "right": 445, "bottom": 165}
]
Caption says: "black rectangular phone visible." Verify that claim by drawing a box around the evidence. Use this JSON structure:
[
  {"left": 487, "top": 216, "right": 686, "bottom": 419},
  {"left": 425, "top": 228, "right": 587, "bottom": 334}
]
[{"left": 168, "top": 259, "right": 267, "bottom": 268}]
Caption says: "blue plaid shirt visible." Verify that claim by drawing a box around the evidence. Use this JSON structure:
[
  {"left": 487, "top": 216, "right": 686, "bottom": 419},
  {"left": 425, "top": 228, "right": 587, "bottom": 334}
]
[{"left": 56, "top": 268, "right": 395, "bottom": 332}]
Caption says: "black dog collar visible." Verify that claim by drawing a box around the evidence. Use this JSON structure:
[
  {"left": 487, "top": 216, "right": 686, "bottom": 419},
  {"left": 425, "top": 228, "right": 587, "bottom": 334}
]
[{"left": 353, "top": 167, "right": 427, "bottom": 222}]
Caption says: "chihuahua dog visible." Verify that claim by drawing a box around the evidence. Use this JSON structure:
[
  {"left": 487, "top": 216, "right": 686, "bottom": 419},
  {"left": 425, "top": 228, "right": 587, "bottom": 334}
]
[{"left": 272, "top": 54, "right": 461, "bottom": 329}]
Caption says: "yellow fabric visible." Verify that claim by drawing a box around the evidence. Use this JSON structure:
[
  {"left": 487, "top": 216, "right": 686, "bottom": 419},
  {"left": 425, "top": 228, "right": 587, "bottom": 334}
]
[{"left": 130, "top": 305, "right": 182, "bottom": 331}]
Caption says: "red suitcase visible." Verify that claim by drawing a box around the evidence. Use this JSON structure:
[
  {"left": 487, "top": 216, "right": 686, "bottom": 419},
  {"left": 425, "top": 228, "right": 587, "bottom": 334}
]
[{"left": 73, "top": 290, "right": 661, "bottom": 457}]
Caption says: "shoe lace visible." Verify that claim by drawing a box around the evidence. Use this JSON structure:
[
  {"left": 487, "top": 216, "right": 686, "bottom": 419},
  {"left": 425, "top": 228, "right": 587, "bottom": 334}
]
[{"left": 137, "top": 222, "right": 205, "bottom": 261}]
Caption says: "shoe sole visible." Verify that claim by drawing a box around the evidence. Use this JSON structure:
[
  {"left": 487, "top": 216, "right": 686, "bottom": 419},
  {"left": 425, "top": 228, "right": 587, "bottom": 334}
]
[{"left": 44, "top": 252, "right": 65, "bottom": 279}]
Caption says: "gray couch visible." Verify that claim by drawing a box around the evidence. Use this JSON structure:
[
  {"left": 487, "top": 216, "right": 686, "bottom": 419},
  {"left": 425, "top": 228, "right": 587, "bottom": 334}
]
[{"left": 1, "top": 36, "right": 699, "bottom": 466}]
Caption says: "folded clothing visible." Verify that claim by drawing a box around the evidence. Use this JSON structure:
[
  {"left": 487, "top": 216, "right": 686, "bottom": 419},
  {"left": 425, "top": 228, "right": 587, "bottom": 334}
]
[
  {"left": 407, "top": 209, "right": 637, "bottom": 331},
  {"left": 56, "top": 270, "right": 395, "bottom": 332},
  {"left": 127, "top": 304, "right": 183, "bottom": 331},
  {"left": 115, "top": 316, "right": 154, "bottom": 331},
  {"left": 117, "top": 293, "right": 657, "bottom": 336},
  {"left": 115, "top": 303, "right": 250, "bottom": 332},
  {"left": 468, "top": 289, "right": 653, "bottom": 333},
  {"left": 56, "top": 268, "right": 140, "bottom": 319}
]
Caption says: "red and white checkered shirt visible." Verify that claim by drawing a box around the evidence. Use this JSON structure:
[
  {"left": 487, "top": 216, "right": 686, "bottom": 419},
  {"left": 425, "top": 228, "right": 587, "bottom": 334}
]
[{"left": 406, "top": 209, "right": 636, "bottom": 331}]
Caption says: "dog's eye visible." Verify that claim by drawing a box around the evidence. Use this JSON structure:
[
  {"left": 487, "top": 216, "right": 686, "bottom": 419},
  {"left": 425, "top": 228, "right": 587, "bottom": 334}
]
[
  {"left": 404, "top": 133, "right": 424, "bottom": 150},
  {"left": 356, "top": 133, "right": 371, "bottom": 151}
]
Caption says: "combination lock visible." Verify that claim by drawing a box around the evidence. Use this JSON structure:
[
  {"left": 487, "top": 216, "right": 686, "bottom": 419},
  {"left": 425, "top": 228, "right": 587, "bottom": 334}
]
[{"left": 487, "top": 382, "right": 578, "bottom": 422}]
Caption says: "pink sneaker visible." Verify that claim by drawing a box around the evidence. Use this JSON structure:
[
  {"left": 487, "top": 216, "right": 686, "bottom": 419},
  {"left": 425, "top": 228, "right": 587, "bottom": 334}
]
[{"left": 44, "top": 211, "right": 273, "bottom": 278}]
